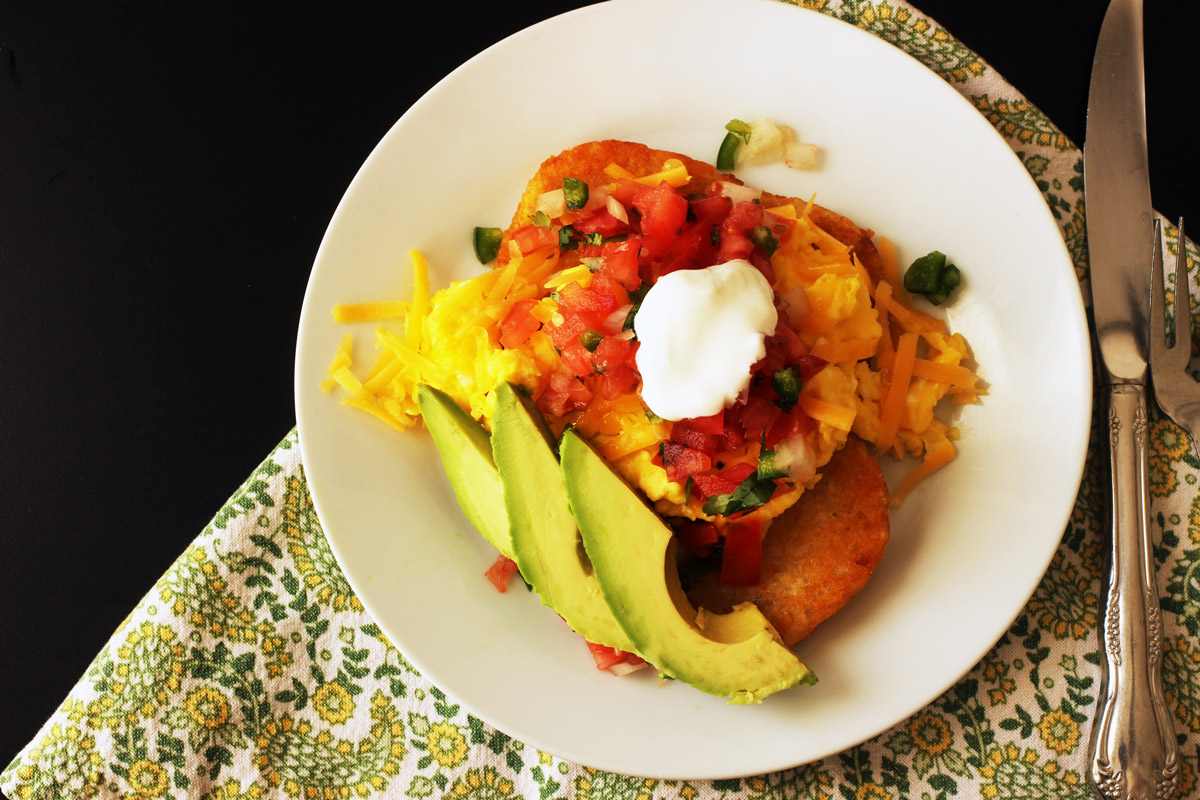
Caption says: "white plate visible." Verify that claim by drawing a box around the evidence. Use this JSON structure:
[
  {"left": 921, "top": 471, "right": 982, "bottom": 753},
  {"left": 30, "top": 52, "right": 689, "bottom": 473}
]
[{"left": 294, "top": 0, "right": 1091, "bottom": 779}]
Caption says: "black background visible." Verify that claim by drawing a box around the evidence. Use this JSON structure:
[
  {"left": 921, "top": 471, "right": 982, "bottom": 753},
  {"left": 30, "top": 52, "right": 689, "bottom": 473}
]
[{"left": 2, "top": 0, "right": 1197, "bottom": 777}]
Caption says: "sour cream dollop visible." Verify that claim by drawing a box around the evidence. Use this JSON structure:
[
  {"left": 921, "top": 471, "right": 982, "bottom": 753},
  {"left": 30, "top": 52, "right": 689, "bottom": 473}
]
[{"left": 633, "top": 259, "right": 777, "bottom": 421}]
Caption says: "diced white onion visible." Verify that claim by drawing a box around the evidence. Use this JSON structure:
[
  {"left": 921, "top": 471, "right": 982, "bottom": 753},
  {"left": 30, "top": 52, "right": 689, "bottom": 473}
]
[
  {"left": 717, "top": 181, "right": 762, "bottom": 204},
  {"left": 737, "top": 117, "right": 793, "bottom": 164},
  {"left": 780, "top": 286, "right": 811, "bottom": 327},
  {"left": 784, "top": 141, "right": 819, "bottom": 170},
  {"left": 773, "top": 434, "right": 817, "bottom": 483},
  {"left": 537, "top": 188, "right": 566, "bottom": 218},
  {"left": 607, "top": 195, "right": 630, "bottom": 224},
  {"left": 608, "top": 660, "right": 649, "bottom": 677},
  {"left": 586, "top": 183, "right": 610, "bottom": 211},
  {"left": 601, "top": 303, "right": 634, "bottom": 335},
  {"left": 729, "top": 116, "right": 819, "bottom": 171}
]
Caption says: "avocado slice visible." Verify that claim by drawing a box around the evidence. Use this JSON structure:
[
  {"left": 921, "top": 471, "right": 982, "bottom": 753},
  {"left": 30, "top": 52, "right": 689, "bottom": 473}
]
[
  {"left": 415, "top": 384, "right": 513, "bottom": 560},
  {"left": 491, "top": 382, "right": 634, "bottom": 653},
  {"left": 560, "top": 429, "right": 816, "bottom": 703}
]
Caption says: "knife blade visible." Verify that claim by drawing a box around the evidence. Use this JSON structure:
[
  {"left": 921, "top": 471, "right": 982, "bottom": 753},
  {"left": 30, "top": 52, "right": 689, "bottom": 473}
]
[
  {"left": 1086, "top": 0, "right": 1153, "bottom": 384},
  {"left": 1083, "top": 1, "right": 1180, "bottom": 799}
]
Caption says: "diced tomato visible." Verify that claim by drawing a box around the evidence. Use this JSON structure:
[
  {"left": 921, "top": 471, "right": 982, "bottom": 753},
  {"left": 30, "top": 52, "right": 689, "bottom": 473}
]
[
  {"left": 671, "top": 420, "right": 718, "bottom": 457},
  {"left": 719, "top": 520, "right": 763, "bottom": 586},
  {"left": 715, "top": 230, "right": 755, "bottom": 263},
  {"left": 575, "top": 243, "right": 603, "bottom": 262},
  {"left": 674, "top": 519, "right": 719, "bottom": 549},
  {"left": 683, "top": 409, "right": 724, "bottom": 435},
  {"left": 656, "top": 220, "right": 717, "bottom": 277},
  {"left": 560, "top": 340, "right": 595, "bottom": 378},
  {"left": 718, "top": 461, "right": 757, "bottom": 485},
  {"left": 573, "top": 208, "right": 627, "bottom": 238},
  {"left": 765, "top": 405, "right": 816, "bottom": 448},
  {"left": 796, "top": 353, "right": 829, "bottom": 382},
  {"left": 511, "top": 224, "right": 557, "bottom": 254},
  {"left": 484, "top": 555, "right": 520, "bottom": 592},
  {"left": 556, "top": 280, "right": 620, "bottom": 327},
  {"left": 637, "top": 231, "right": 671, "bottom": 264},
  {"left": 724, "top": 200, "right": 764, "bottom": 232},
  {"left": 739, "top": 395, "right": 781, "bottom": 443},
  {"left": 590, "top": 273, "right": 630, "bottom": 308},
  {"left": 599, "top": 362, "right": 639, "bottom": 400},
  {"left": 601, "top": 238, "right": 641, "bottom": 290},
  {"left": 690, "top": 194, "right": 732, "bottom": 225},
  {"left": 715, "top": 200, "right": 763, "bottom": 262},
  {"left": 691, "top": 472, "right": 739, "bottom": 499},
  {"left": 718, "top": 405, "right": 748, "bottom": 451},
  {"left": 717, "top": 422, "right": 745, "bottom": 452},
  {"left": 536, "top": 367, "right": 592, "bottom": 417},
  {"left": 633, "top": 181, "right": 688, "bottom": 244},
  {"left": 548, "top": 312, "right": 588, "bottom": 351},
  {"left": 755, "top": 320, "right": 805, "bottom": 375},
  {"left": 498, "top": 299, "right": 541, "bottom": 348},
  {"left": 659, "top": 440, "right": 711, "bottom": 484},
  {"left": 764, "top": 209, "right": 797, "bottom": 242},
  {"left": 585, "top": 641, "right": 644, "bottom": 672},
  {"left": 749, "top": 250, "right": 776, "bottom": 284},
  {"left": 611, "top": 177, "right": 645, "bottom": 207},
  {"left": 591, "top": 335, "right": 633, "bottom": 374}
]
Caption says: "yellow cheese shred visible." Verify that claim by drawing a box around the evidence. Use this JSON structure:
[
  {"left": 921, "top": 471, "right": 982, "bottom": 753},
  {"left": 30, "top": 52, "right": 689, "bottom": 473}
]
[
  {"left": 332, "top": 302, "right": 408, "bottom": 324},
  {"left": 405, "top": 250, "right": 431, "bottom": 349}
]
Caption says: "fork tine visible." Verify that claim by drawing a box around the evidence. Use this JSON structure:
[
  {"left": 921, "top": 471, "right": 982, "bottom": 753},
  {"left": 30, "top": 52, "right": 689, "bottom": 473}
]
[
  {"left": 1151, "top": 218, "right": 1189, "bottom": 372},
  {"left": 1173, "top": 217, "right": 1190, "bottom": 360},
  {"left": 1151, "top": 218, "right": 1172, "bottom": 363}
]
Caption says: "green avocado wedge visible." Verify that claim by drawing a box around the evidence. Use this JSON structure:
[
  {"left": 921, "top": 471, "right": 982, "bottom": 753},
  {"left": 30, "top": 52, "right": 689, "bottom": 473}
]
[
  {"left": 491, "top": 383, "right": 633, "bottom": 653},
  {"left": 415, "top": 384, "right": 513, "bottom": 560},
  {"left": 559, "top": 429, "right": 816, "bottom": 703}
]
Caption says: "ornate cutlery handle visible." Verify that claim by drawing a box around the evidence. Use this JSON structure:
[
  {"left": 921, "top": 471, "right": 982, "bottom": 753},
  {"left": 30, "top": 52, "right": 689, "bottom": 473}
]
[{"left": 1090, "top": 383, "right": 1179, "bottom": 800}]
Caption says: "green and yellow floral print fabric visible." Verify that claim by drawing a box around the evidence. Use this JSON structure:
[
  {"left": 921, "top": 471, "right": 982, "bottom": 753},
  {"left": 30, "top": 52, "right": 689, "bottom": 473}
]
[{"left": 6, "top": 2, "right": 1200, "bottom": 799}]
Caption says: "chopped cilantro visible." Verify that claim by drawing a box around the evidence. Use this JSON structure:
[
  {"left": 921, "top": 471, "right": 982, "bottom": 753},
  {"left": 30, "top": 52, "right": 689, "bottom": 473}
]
[
  {"left": 558, "top": 224, "right": 580, "bottom": 250},
  {"left": 702, "top": 473, "right": 777, "bottom": 516},
  {"left": 756, "top": 447, "right": 788, "bottom": 481}
]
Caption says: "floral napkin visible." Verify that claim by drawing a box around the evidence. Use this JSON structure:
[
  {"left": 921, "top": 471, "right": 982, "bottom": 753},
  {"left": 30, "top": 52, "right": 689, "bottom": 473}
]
[{"left": 6, "top": 2, "right": 1200, "bottom": 799}]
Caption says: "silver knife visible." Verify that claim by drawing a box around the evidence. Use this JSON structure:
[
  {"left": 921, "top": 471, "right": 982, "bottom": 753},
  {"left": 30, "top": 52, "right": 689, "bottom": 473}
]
[{"left": 1084, "top": 1, "right": 1180, "bottom": 798}]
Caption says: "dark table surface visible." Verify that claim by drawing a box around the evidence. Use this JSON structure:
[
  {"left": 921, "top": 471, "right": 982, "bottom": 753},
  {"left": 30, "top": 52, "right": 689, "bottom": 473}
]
[{"left": 2, "top": 0, "right": 1197, "bottom": 777}]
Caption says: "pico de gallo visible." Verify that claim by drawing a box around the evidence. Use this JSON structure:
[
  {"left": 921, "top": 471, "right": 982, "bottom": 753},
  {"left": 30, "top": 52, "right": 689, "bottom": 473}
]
[{"left": 482, "top": 174, "right": 839, "bottom": 588}]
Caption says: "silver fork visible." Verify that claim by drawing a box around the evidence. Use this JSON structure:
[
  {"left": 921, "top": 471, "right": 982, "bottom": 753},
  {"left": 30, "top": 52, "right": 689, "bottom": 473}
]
[{"left": 1150, "top": 217, "right": 1200, "bottom": 461}]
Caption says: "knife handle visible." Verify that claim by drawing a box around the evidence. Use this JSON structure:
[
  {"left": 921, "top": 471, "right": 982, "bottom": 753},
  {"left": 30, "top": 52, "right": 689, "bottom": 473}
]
[{"left": 1090, "top": 383, "right": 1179, "bottom": 800}]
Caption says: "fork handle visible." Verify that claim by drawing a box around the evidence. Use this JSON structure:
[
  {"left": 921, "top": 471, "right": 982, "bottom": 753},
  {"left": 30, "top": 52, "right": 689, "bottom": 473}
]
[{"left": 1090, "top": 383, "right": 1180, "bottom": 800}]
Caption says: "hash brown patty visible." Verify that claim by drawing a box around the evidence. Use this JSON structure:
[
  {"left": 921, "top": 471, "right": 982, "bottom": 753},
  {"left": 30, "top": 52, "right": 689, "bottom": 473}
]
[{"left": 684, "top": 436, "right": 890, "bottom": 648}]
